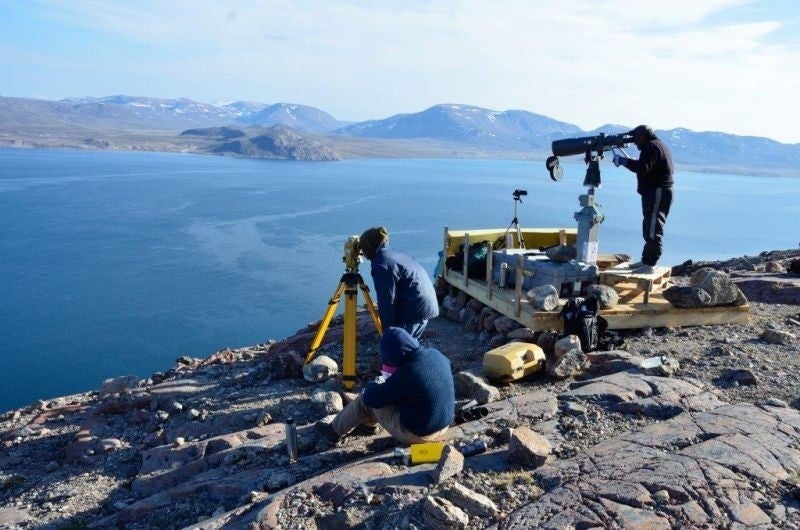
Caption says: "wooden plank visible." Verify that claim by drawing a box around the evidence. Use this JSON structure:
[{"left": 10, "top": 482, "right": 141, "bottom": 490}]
[{"left": 486, "top": 248, "right": 493, "bottom": 300}]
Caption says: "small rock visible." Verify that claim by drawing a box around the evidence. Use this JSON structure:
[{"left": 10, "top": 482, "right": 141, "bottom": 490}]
[
  {"left": 535, "top": 330, "right": 559, "bottom": 354},
  {"left": 432, "top": 445, "right": 464, "bottom": 484},
  {"left": 303, "top": 355, "right": 339, "bottom": 382},
  {"left": 310, "top": 390, "right": 344, "bottom": 416},
  {"left": 507, "top": 327, "right": 537, "bottom": 342},
  {"left": 267, "top": 350, "right": 305, "bottom": 379},
  {"left": 766, "top": 398, "right": 788, "bottom": 408},
  {"left": 442, "top": 482, "right": 498, "bottom": 517},
  {"left": 97, "top": 438, "right": 123, "bottom": 453},
  {"left": 156, "top": 410, "right": 170, "bottom": 421},
  {"left": 508, "top": 426, "right": 551, "bottom": 468},
  {"left": 422, "top": 495, "right": 469, "bottom": 530},
  {"left": 723, "top": 368, "right": 758, "bottom": 386},
  {"left": 554, "top": 335, "right": 582, "bottom": 361},
  {"left": 494, "top": 316, "right": 521, "bottom": 334},
  {"left": 174, "top": 437, "right": 186, "bottom": 447},
  {"left": 586, "top": 284, "right": 620, "bottom": 309},
  {"left": 547, "top": 349, "right": 586, "bottom": 379},
  {"left": 189, "top": 408, "right": 201, "bottom": 419},
  {"left": 762, "top": 328, "right": 795, "bottom": 345},
  {"left": 257, "top": 411, "right": 272, "bottom": 425},
  {"left": 654, "top": 490, "right": 670, "bottom": 502},
  {"left": 113, "top": 501, "right": 129, "bottom": 510},
  {"left": 545, "top": 244, "right": 577, "bottom": 263},
  {"left": 176, "top": 356, "right": 195, "bottom": 366},
  {"left": 765, "top": 260, "right": 787, "bottom": 273},
  {"left": 172, "top": 402, "right": 184, "bottom": 413},
  {"left": 453, "top": 371, "right": 500, "bottom": 404},
  {"left": 662, "top": 285, "right": 711, "bottom": 308},
  {"left": 561, "top": 401, "right": 586, "bottom": 416},
  {"left": 526, "top": 285, "right": 559, "bottom": 311},
  {"left": 100, "top": 375, "right": 141, "bottom": 397}
]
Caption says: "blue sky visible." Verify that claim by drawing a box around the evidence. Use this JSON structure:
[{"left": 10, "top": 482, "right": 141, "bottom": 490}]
[{"left": 1, "top": 0, "right": 798, "bottom": 143}]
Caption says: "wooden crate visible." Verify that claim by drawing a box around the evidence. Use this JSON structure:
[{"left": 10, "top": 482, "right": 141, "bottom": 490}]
[{"left": 599, "top": 266, "right": 672, "bottom": 304}]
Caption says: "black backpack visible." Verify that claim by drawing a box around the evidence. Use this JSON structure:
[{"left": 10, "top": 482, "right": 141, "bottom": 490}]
[
  {"left": 445, "top": 240, "right": 490, "bottom": 278},
  {"left": 560, "top": 297, "right": 607, "bottom": 352}
]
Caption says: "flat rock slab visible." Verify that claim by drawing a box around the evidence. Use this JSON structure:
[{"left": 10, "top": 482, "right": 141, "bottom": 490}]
[
  {"left": 134, "top": 423, "right": 286, "bottom": 496},
  {"left": 560, "top": 372, "right": 724, "bottom": 419},
  {"left": 456, "top": 390, "right": 558, "bottom": 439},
  {"left": 147, "top": 378, "right": 217, "bottom": 396},
  {"left": 0, "top": 508, "right": 29, "bottom": 528},
  {"left": 500, "top": 403, "right": 800, "bottom": 529},
  {"left": 731, "top": 272, "right": 800, "bottom": 304}
]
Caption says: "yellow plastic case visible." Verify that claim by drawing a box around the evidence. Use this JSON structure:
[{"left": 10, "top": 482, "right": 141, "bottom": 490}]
[
  {"left": 482, "top": 342, "right": 545, "bottom": 382},
  {"left": 409, "top": 442, "right": 445, "bottom": 464}
]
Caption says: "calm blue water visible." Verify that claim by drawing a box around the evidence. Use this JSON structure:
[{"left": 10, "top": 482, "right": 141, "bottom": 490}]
[{"left": 1, "top": 149, "right": 798, "bottom": 411}]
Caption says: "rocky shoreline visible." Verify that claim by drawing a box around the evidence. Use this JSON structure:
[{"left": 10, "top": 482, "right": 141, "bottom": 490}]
[{"left": 1, "top": 250, "right": 799, "bottom": 529}]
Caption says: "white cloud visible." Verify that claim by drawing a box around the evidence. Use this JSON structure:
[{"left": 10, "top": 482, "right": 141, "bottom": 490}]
[{"left": 17, "top": 0, "right": 800, "bottom": 142}]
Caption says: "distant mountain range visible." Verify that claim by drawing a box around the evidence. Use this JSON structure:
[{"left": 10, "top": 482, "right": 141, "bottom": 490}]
[{"left": 0, "top": 95, "right": 797, "bottom": 174}]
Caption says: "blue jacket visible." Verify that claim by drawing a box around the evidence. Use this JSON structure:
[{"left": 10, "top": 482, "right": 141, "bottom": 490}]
[
  {"left": 370, "top": 245, "right": 439, "bottom": 328},
  {"left": 363, "top": 328, "right": 455, "bottom": 436}
]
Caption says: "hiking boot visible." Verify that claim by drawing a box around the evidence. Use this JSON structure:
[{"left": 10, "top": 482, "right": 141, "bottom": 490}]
[
  {"left": 353, "top": 423, "right": 383, "bottom": 436},
  {"left": 633, "top": 264, "right": 655, "bottom": 274},
  {"left": 314, "top": 420, "right": 340, "bottom": 445}
]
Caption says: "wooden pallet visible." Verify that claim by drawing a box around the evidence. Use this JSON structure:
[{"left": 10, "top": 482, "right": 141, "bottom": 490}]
[
  {"left": 441, "top": 269, "right": 749, "bottom": 331},
  {"left": 599, "top": 266, "right": 672, "bottom": 304}
]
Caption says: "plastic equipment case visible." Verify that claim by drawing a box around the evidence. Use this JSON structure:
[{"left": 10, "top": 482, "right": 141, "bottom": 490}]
[
  {"left": 483, "top": 342, "right": 546, "bottom": 383},
  {"left": 491, "top": 250, "right": 598, "bottom": 297}
]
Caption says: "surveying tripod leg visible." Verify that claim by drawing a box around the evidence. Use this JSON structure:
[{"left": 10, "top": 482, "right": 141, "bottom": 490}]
[
  {"left": 358, "top": 282, "right": 383, "bottom": 336},
  {"left": 342, "top": 285, "right": 358, "bottom": 390},
  {"left": 304, "top": 282, "right": 346, "bottom": 365}
]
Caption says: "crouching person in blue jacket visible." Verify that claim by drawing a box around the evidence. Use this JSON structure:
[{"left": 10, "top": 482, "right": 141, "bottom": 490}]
[{"left": 316, "top": 327, "right": 455, "bottom": 445}]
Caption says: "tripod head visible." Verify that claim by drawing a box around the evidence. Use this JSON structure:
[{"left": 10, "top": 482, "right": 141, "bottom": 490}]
[{"left": 513, "top": 189, "right": 527, "bottom": 203}]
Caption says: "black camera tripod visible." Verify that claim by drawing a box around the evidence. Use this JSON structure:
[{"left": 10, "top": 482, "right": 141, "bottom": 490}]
[{"left": 502, "top": 189, "right": 527, "bottom": 249}]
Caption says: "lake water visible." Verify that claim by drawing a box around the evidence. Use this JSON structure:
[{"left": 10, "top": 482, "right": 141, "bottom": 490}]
[{"left": 1, "top": 148, "right": 798, "bottom": 411}]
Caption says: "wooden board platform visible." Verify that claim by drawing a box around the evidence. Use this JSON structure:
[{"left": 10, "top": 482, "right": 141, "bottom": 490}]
[
  {"left": 442, "top": 269, "right": 750, "bottom": 331},
  {"left": 600, "top": 266, "right": 672, "bottom": 304}
]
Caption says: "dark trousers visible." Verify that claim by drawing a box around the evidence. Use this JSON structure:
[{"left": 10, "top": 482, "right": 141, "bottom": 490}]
[{"left": 640, "top": 187, "right": 673, "bottom": 266}]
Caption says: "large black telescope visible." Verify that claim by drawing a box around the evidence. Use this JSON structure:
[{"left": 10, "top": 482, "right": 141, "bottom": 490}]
[
  {"left": 546, "top": 132, "right": 633, "bottom": 186},
  {"left": 551, "top": 132, "right": 633, "bottom": 158}
]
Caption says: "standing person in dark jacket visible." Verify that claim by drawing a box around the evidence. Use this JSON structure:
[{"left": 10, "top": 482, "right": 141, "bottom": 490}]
[
  {"left": 613, "top": 125, "right": 674, "bottom": 274},
  {"left": 359, "top": 226, "right": 439, "bottom": 339},
  {"left": 316, "top": 327, "right": 455, "bottom": 444}
]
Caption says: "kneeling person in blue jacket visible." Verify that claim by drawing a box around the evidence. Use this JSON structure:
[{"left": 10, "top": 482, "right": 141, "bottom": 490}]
[
  {"left": 359, "top": 226, "right": 439, "bottom": 340},
  {"left": 317, "top": 327, "right": 455, "bottom": 445}
]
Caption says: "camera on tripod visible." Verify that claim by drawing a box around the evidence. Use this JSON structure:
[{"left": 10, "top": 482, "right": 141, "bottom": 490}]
[
  {"left": 343, "top": 236, "right": 362, "bottom": 272},
  {"left": 513, "top": 189, "right": 527, "bottom": 200}
]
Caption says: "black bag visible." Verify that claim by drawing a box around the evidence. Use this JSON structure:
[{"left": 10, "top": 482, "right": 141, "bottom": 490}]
[
  {"left": 560, "top": 297, "right": 601, "bottom": 352},
  {"left": 446, "top": 240, "right": 490, "bottom": 279}
]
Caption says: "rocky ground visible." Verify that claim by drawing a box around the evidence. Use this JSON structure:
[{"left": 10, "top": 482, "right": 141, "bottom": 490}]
[{"left": 1, "top": 250, "right": 799, "bottom": 530}]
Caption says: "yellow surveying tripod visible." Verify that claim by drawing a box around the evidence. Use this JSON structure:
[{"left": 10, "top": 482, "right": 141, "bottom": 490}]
[{"left": 304, "top": 236, "right": 383, "bottom": 389}]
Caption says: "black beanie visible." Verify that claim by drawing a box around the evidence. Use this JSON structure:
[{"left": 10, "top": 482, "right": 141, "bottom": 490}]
[{"left": 359, "top": 226, "right": 389, "bottom": 260}]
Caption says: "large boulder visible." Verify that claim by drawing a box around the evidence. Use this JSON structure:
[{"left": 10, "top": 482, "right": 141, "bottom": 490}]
[
  {"left": 662, "top": 286, "right": 711, "bottom": 308},
  {"left": 690, "top": 268, "right": 743, "bottom": 306},
  {"left": 586, "top": 284, "right": 619, "bottom": 309}
]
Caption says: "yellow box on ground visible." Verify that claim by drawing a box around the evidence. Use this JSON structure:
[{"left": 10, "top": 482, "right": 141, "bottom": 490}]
[
  {"left": 483, "top": 342, "right": 546, "bottom": 382},
  {"left": 409, "top": 442, "right": 445, "bottom": 464}
]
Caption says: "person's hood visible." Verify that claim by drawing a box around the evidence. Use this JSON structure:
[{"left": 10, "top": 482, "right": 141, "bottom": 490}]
[
  {"left": 379, "top": 327, "right": 420, "bottom": 366},
  {"left": 359, "top": 226, "right": 389, "bottom": 261}
]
